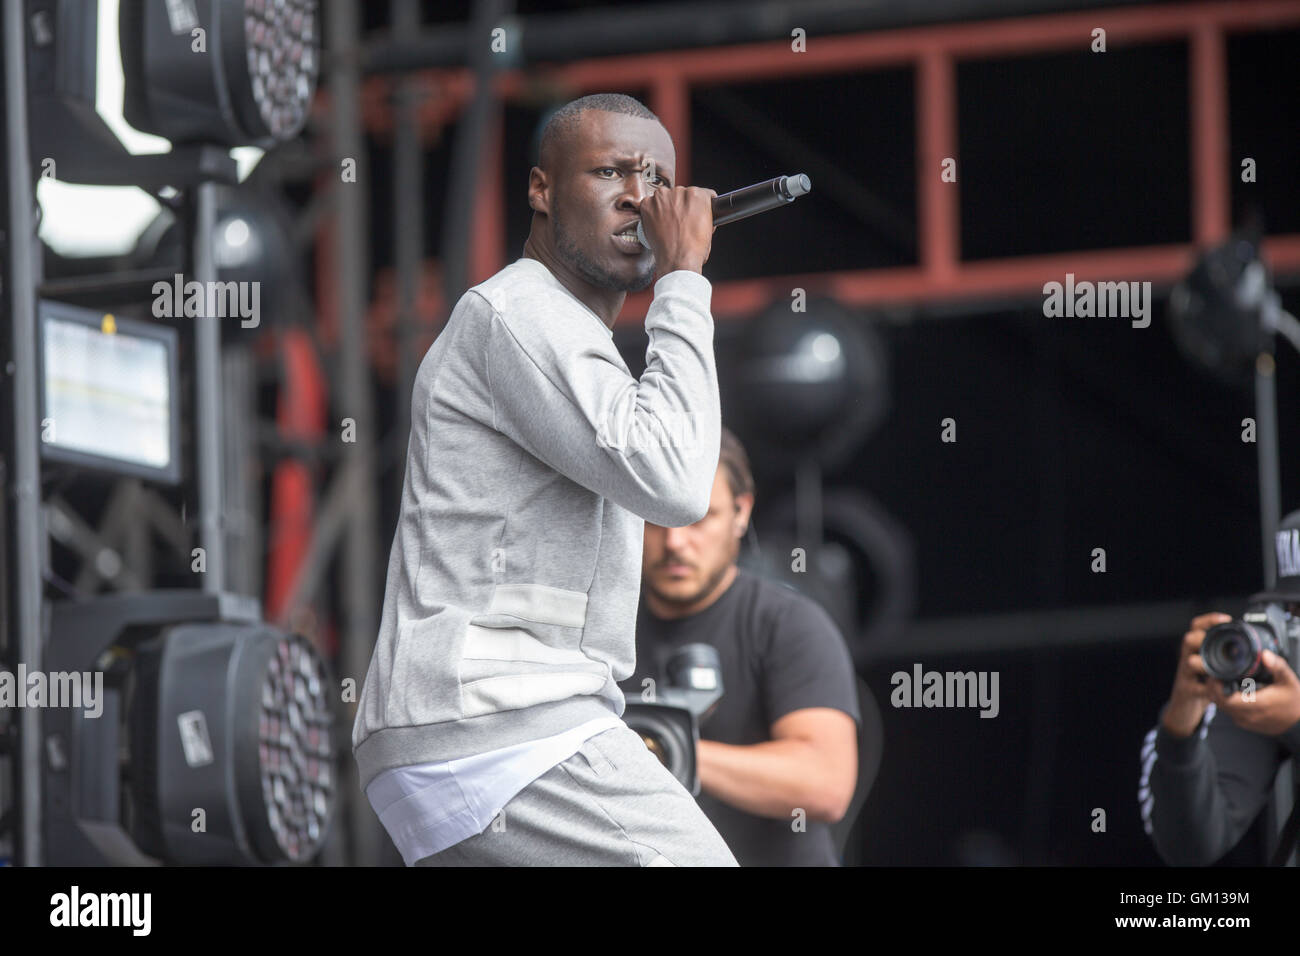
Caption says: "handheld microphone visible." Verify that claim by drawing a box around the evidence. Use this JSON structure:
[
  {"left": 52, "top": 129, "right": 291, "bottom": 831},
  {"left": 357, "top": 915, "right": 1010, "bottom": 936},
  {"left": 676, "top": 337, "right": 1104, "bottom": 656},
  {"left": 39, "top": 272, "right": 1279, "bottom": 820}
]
[{"left": 635, "top": 173, "right": 812, "bottom": 248}]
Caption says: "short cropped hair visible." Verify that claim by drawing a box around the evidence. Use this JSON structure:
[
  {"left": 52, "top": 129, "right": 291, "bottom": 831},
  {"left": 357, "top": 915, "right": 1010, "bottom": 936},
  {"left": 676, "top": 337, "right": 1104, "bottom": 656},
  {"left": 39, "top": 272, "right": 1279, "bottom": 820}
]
[{"left": 538, "top": 93, "right": 660, "bottom": 172}]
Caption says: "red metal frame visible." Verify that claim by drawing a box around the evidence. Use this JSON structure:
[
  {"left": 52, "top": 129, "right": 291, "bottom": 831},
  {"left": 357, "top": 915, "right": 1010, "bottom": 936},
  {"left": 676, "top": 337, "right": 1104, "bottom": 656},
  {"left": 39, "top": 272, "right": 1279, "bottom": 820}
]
[
  {"left": 264, "top": 328, "right": 325, "bottom": 622},
  {"left": 319, "top": 0, "right": 1300, "bottom": 338},
  {"left": 278, "top": 1, "right": 1300, "bottom": 622}
]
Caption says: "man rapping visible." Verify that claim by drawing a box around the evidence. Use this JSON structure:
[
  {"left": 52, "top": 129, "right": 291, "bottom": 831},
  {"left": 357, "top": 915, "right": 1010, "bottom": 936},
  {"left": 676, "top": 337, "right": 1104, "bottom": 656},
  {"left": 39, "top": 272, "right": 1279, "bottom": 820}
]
[{"left": 352, "top": 93, "right": 737, "bottom": 866}]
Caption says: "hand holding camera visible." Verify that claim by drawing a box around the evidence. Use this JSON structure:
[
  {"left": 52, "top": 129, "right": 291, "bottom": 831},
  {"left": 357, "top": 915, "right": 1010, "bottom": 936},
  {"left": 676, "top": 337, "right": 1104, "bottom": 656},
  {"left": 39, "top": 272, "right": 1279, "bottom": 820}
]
[
  {"left": 1160, "top": 612, "right": 1229, "bottom": 738},
  {"left": 1207, "top": 648, "right": 1300, "bottom": 736},
  {"left": 1162, "top": 607, "right": 1300, "bottom": 738}
]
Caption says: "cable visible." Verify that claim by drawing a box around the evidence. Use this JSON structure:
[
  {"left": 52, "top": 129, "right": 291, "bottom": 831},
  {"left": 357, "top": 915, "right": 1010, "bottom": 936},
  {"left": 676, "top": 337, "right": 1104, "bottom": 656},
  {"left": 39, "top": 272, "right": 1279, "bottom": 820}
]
[{"left": 1264, "top": 298, "right": 1300, "bottom": 357}]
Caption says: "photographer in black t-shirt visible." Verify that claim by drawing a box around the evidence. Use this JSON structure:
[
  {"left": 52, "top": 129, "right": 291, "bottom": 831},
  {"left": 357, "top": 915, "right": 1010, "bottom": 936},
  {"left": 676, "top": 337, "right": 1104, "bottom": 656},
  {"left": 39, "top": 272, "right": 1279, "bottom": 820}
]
[{"left": 620, "top": 428, "right": 861, "bottom": 866}]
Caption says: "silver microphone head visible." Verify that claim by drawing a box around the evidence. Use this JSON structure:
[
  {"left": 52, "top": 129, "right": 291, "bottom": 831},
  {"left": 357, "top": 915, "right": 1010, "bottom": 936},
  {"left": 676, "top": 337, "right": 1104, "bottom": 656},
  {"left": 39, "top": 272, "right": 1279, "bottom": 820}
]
[{"left": 784, "top": 174, "right": 812, "bottom": 198}]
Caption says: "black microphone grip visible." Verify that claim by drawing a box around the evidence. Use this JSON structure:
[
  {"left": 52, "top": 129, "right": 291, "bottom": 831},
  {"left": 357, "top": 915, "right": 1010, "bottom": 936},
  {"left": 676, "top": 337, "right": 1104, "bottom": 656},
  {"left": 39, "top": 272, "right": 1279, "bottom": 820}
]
[
  {"left": 635, "top": 174, "right": 811, "bottom": 248},
  {"left": 713, "top": 174, "right": 810, "bottom": 226}
]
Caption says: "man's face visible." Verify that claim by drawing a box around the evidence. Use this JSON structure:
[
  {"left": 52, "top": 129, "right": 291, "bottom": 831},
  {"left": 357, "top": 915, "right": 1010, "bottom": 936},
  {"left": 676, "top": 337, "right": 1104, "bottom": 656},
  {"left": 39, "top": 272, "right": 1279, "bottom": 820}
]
[
  {"left": 544, "top": 111, "right": 675, "bottom": 293},
  {"left": 642, "top": 469, "right": 752, "bottom": 611}
]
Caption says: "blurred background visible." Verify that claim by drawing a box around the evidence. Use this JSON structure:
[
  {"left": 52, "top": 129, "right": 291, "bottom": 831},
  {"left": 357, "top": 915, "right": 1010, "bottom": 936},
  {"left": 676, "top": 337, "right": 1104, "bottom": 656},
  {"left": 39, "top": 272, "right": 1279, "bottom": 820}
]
[{"left": 2, "top": 0, "right": 1298, "bottom": 867}]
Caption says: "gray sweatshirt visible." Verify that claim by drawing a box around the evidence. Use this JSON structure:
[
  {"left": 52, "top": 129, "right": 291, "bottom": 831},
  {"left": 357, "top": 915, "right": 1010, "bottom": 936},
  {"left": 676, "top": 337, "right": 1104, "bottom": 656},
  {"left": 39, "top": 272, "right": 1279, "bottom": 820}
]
[{"left": 352, "top": 256, "right": 721, "bottom": 791}]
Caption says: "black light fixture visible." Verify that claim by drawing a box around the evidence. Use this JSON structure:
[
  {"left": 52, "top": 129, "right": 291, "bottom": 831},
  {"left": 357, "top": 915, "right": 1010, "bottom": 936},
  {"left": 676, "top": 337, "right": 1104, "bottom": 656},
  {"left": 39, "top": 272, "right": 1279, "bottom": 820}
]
[
  {"left": 44, "top": 591, "right": 336, "bottom": 865},
  {"left": 751, "top": 489, "right": 915, "bottom": 667},
  {"left": 1170, "top": 231, "right": 1300, "bottom": 377},
  {"left": 117, "top": 181, "right": 305, "bottom": 331},
  {"left": 1169, "top": 231, "right": 1270, "bottom": 381},
  {"left": 16, "top": 0, "right": 327, "bottom": 869},
  {"left": 724, "top": 296, "right": 889, "bottom": 474},
  {"left": 121, "top": 0, "right": 319, "bottom": 149},
  {"left": 1170, "top": 229, "right": 1300, "bottom": 589}
]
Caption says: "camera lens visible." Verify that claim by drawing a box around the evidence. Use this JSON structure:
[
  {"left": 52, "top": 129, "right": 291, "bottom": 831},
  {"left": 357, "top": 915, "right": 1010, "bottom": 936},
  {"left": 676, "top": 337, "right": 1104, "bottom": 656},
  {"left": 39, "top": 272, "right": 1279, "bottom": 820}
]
[
  {"left": 1202, "top": 622, "right": 1263, "bottom": 681},
  {"left": 640, "top": 733, "right": 668, "bottom": 766}
]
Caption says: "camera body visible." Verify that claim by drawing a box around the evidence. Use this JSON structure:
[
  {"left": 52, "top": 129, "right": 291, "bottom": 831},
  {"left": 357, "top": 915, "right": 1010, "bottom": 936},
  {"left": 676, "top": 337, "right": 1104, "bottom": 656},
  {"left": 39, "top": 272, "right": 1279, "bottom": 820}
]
[
  {"left": 1202, "top": 602, "right": 1300, "bottom": 693},
  {"left": 621, "top": 643, "right": 723, "bottom": 796}
]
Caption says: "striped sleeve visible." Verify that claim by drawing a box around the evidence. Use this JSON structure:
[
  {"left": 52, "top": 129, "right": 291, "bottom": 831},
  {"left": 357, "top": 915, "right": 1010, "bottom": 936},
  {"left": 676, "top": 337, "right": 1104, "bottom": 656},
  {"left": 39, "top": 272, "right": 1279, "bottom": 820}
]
[{"left": 1138, "top": 703, "right": 1286, "bottom": 865}]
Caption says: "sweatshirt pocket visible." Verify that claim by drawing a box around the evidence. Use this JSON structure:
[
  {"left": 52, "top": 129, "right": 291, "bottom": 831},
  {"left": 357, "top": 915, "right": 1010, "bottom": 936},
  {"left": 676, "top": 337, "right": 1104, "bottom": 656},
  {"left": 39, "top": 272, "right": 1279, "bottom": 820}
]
[
  {"left": 459, "top": 583, "right": 608, "bottom": 718},
  {"left": 386, "top": 606, "right": 473, "bottom": 726}
]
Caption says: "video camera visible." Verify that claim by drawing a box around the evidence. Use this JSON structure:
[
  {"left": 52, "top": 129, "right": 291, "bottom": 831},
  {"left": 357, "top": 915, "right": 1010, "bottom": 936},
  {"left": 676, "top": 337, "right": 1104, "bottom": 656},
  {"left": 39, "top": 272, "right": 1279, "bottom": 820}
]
[{"left": 621, "top": 643, "right": 723, "bottom": 796}]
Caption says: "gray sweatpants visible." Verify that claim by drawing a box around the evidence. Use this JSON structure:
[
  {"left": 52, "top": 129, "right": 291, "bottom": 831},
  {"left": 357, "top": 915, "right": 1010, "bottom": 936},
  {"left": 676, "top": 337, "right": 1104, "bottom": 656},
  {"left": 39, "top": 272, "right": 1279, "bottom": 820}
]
[{"left": 413, "top": 724, "right": 739, "bottom": 866}]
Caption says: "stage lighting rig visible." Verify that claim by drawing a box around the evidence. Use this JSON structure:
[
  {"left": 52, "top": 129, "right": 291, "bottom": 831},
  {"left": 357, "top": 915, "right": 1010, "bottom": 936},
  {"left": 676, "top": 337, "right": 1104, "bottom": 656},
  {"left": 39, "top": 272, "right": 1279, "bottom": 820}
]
[
  {"left": 121, "top": 0, "right": 318, "bottom": 149},
  {"left": 11, "top": 0, "right": 329, "bottom": 868},
  {"left": 1171, "top": 230, "right": 1300, "bottom": 590},
  {"left": 43, "top": 591, "right": 336, "bottom": 865},
  {"left": 28, "top": 0, "right": 319, "bottom": 189}
]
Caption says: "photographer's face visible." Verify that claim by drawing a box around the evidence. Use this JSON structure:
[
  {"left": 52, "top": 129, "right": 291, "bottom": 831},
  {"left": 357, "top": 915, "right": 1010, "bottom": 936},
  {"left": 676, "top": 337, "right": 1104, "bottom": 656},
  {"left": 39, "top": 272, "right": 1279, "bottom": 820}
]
[{"left": 641, "top": 469, "right": 753, "bottom": 617}]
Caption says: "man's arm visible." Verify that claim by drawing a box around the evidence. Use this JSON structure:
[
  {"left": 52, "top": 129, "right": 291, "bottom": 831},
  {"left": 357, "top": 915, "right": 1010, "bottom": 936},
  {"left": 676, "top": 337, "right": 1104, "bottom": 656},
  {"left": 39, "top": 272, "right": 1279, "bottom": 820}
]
[
  {"left": 698, "top": 593, "right": 861, "bottom": 823},
  {"left": 698, "top": 708, "right": 857, "bottom": 822},
  {"left": 1141, "top": 704, "right": 1284, "bottom": 866},
  {"left": 1141, "top": 615, "right": 1297, "bottom": 865},
  {"left": 483, "top": 270, "right": 720, "bottom": 527}
]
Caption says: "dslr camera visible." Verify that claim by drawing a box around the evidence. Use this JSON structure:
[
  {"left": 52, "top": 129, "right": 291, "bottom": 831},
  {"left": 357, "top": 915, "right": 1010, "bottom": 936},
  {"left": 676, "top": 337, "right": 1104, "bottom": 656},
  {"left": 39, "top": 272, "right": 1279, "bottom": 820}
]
[{"left": 1202, "top": 601, "right": 1300, "bottom": 693}]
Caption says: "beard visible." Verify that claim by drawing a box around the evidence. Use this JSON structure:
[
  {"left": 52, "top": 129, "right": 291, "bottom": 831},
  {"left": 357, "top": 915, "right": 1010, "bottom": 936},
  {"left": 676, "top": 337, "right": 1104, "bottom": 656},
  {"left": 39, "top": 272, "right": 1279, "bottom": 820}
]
[
  {"left": 644, "top": 550, "right": 735, "bottom": 612},
  {"left": 553, "top": 207, "right": 656, "bottom": 293}
]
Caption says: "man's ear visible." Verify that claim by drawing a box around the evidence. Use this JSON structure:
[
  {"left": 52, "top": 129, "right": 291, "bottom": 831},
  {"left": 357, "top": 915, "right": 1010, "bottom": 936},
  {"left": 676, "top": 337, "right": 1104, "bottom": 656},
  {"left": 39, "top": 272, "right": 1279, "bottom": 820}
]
[
  {"left": 734, "top": 493, "right": 755, "bottom": 537},
  {"left": 527, "top": 167, "right": 550, "bottom": 215}
]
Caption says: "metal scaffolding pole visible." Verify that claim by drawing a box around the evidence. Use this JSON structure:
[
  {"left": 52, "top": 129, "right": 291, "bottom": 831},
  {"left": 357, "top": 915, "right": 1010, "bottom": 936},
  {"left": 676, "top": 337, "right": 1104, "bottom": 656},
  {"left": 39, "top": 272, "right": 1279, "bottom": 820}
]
[
  {"left": 440, "top": 0, "right": 512, "bottom": 310},
  {"left": 329, "top": 0, "right": 384, "bottom": 866},
  {"left": 1256, "top": 350, "right": 1281, "bottom": 590},
  {"left": 194, "top": 182, "right": 226, "bottom": 593},
  {"left": 392, "top": 0, "right": 422, "bottom": 506},
  {"left": 223, "top": 345, "right": 262, "bottom": 598},
  {"left": 4, "top": 0, "right": 45, "bottom": 867},
  {"left": 1256, "top": 326, "right": 1293, "bottom": 865},
  {"left": 362, "top": 0, "right": 1139, "bottom": 73}
]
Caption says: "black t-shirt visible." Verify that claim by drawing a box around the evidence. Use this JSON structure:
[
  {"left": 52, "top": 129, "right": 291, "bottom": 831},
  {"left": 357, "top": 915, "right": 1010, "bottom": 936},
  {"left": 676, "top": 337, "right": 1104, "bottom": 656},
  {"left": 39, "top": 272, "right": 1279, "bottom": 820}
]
[{"left": 619, "top": 566, "right": 862, "bottom": 866}]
